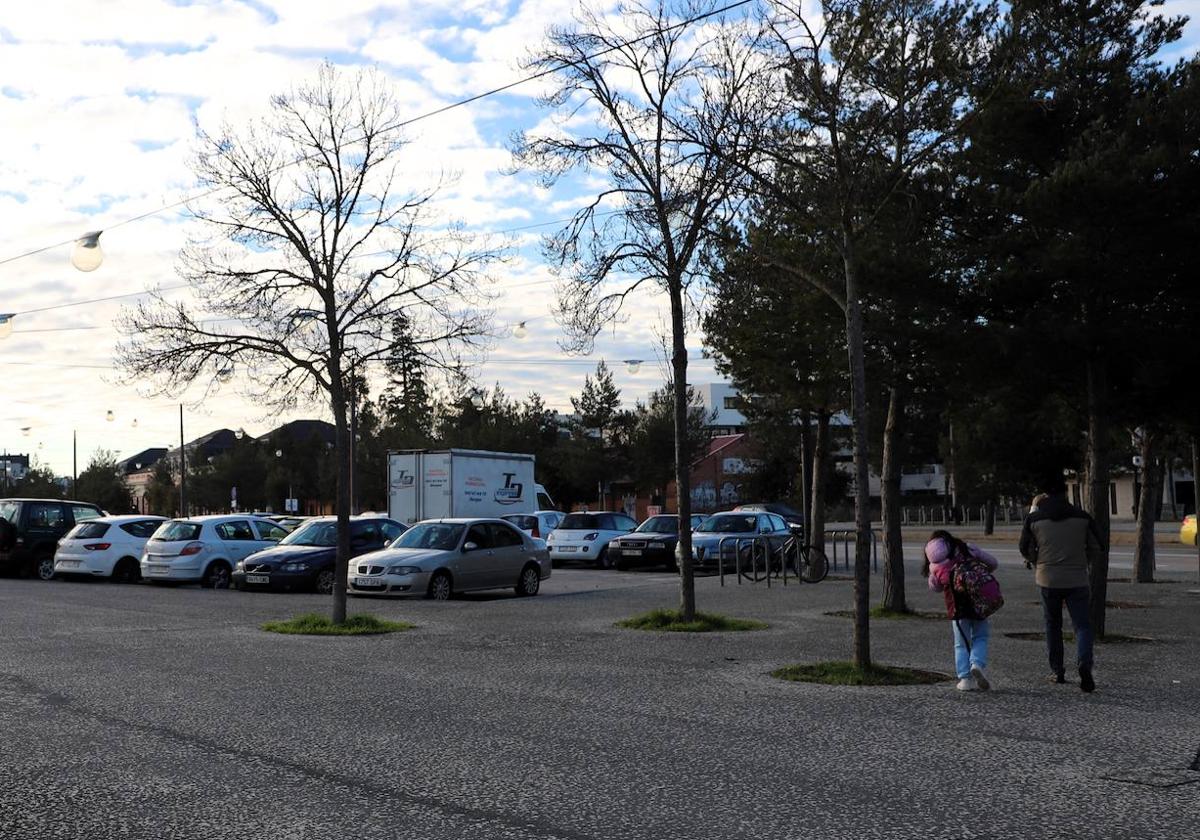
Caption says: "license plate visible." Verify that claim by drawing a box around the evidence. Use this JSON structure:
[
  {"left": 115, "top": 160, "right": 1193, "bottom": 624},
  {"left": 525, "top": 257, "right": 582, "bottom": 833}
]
[
  {"left": 559, "top": 546, "right": 577, "bottom": 552},
  {"left": 622, "top": 549, "right": 642, "bottom": 556},
  {"left": 58, "top": 560, "right": 81, "bottom": 568},
  {"left": 246, "top": 575, "right": 269, "bottom": 584},
  {"left": 148, "top": 566, "right": 169, "bottom": 575},
  {"left": 355, "top": 577, "right": 383, "bottom": 587}
]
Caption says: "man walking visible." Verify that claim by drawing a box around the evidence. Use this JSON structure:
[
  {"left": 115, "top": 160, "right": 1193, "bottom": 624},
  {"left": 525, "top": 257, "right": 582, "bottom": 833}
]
[{"left": 1019, "top": 477, "right": 1103, "bottom": 692}]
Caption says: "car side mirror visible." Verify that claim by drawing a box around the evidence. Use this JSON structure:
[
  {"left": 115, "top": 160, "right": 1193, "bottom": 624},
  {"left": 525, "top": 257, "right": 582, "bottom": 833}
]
[{"left": 462, "top": 541, "right": 478, "bottom": 552}]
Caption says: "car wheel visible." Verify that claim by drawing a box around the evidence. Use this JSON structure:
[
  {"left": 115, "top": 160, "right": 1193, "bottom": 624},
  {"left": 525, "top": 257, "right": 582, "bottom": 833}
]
[
  {"left": 314, "top": 569, "right": 335, "bottom": 595},
  {"left": 202, "top": 561, "right": 232, "bottom": 589},
  {"left": 426, "top": 570, "right": 453, "bottom": 601},
  {"left": 615, "top": 558, "right": 628, "bottom": 571},
  {"left": 516, "top": 563, "right": 541, "bottom": 596},
  {"left": 596, "top": 548, "right": 611, "bottom": 569},
  {"left": 36, "top": 554, "right": 56, "bottom": 581},
  {"left": 112, "top": 557, "right": 141, "bottom": 584}
]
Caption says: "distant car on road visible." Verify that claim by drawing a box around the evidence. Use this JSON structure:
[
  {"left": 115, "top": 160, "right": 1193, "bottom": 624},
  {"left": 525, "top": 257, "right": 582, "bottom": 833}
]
[
  {"left": 608, "top": 514, "right": 704, "bottom": 572},
  {"left": 546, "top": 511, "right": 638, "bottom": 568},
  {"left": 0, "top": 498, "right": 106, "bottom": 580},
  {"left": 347, "top": 518, "right": 549, "bottom": 599},
  {"left": 141, "top": 515, "right": 289, "bottom": 588},
  {"left": 54, "top": 515, "right": 167, "bottom": 582},
  {"left": 233, "top": 515, "right": 405, "bottom": 594},
  {"left": 1182, "top": 515, "right": 1197, "bottom": 546}
]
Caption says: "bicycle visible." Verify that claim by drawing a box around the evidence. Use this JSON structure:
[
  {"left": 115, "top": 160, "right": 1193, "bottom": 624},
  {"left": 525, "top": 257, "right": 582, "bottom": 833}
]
[{"left": 781, "top": 534, "right": 829, "bottom": 583}]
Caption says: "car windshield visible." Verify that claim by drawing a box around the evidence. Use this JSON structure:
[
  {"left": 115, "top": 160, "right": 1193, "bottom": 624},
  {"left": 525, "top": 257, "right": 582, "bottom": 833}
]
[
  {"left": 0, "top": 501, "right": 19, "bottom": 523},
  {"left": 698, "top": 515, "right": 758, "bottom": 534},
  {"left": 151, "top": 520, "right": 202, "bottom": 542},
  {"left": 393, "top": 523, "right": 465, "bottom": 551},
  {"left": 280, "top": 521, "right": 337, "bottom": 547},
  {"left": 636, "top": 516, "right": 678, "bottom": 535},
  {"left": 559, "top": 514, "right": 598, "bottom": 530}
]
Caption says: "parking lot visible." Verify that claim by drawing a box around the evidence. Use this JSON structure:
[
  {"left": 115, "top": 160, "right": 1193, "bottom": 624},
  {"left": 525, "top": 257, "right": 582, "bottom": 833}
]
[{"left": 1, "top": 555, "right": 1198, "bottom": 839}]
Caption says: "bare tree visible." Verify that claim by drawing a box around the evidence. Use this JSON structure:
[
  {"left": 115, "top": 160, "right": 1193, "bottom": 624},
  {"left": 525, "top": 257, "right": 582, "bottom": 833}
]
[
  {"left": 117, "top": 64, "right": 498, "bottom": 623},
  {"left": 511, "top": 0, "right": 762, "bottom": 620}
]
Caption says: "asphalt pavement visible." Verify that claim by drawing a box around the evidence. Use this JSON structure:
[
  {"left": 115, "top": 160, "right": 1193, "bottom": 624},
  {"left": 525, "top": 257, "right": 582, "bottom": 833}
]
[{"left": 1, "top": 544, "right": 1197, "bottom": 839}]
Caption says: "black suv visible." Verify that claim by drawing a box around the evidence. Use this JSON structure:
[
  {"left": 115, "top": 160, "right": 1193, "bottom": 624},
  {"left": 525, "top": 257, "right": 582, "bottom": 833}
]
[{"left": 0, "top": 498, "right": 106, "bottom": 580}]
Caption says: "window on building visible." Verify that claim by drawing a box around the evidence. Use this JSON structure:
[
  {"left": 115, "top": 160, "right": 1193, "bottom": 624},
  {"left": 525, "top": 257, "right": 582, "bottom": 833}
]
[{"left": 723, "top": 396, "right": 741, "bottom": 410}]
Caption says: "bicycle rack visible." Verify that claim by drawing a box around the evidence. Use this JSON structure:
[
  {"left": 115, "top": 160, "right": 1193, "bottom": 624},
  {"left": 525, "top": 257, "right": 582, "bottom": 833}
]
[
  {"left": 714, "top": 535, "right": 804, "bottom": 587},
  {"left": 822, "top": 529, "right": 880, "bottom": 574}
]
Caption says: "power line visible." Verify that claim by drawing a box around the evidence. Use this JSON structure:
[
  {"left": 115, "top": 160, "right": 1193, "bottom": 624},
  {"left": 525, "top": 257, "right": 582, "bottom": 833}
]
[{"left": 0, "top": 0, "right": 754, "bottom": 269}]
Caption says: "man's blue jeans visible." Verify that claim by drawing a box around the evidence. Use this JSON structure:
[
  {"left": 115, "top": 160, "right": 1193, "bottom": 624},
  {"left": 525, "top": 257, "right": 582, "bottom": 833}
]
[{"left": 1039, "top": 586, "right": 1094, "bottom": 676}]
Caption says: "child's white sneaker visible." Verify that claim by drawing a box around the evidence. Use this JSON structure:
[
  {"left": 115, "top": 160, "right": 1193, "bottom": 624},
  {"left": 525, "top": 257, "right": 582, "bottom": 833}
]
[
  {"left": 955, "top": 677, "right": 978, "bottom": 692},
  {"left": 970, "top": 666, "right": 991, "bottom": 691}
]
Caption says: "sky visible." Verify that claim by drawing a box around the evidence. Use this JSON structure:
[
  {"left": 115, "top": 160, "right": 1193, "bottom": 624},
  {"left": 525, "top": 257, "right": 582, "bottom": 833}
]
[{"left": 1, "top": 0, "right": 1197, "bottom": 477}]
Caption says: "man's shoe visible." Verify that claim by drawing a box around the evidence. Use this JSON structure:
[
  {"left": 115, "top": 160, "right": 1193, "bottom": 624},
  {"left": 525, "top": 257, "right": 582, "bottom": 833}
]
[
  {"left": 1048, "top": 672, "right": 1067, "bottom": 684},
  {"left": 955, "top": 677, "right": 978, "bottom": 692},
  {"left": 1079, "top": 667, "right": 1095, "bottom": 693},
  {"left": 970, "top": 666, "right": 991, "bottom": 691}
]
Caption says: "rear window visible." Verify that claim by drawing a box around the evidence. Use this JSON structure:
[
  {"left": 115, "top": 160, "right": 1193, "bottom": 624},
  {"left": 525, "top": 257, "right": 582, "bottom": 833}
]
[
  {"left": 152, "top": 521, "right": 202, "bottom": 542},
  {"left": 120, "top": 520, "right": 162, "bottom": 539},
  {"left": 698, "top": 514, "right": 759, "bottom": 533},
  {"left": 74, "top": 522, "right": 111, "bottom": 539},
  {"left": 559, "top": 514, "right": 598, "bottom": 530},
  {"left": 504, "top": 515, "right": 537, "bottom": 530}
]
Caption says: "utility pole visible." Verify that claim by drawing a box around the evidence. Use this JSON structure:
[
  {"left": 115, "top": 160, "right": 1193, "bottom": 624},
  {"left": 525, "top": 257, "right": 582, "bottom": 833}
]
[{"left": 72, "top": 430, "right": 77, "bottom": 498}]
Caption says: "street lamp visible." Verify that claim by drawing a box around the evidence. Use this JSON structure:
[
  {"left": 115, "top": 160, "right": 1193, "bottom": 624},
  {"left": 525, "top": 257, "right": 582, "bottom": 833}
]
[
  {"left": 234, "top": 428, "right": 246, "bottom": 440},
  {"left": 70, "top": 231, "right": 104, "bottom": 272}
]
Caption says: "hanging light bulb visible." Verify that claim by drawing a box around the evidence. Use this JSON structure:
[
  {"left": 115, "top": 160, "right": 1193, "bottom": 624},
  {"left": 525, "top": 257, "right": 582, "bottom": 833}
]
[
  {"left": 217, "top": 363, "right": 234, "bottom": 383},
  {"left": 469, "top": 389, "right": 485, "bottom": 409},
  {"left": 624, "top": 359, "right": 643, "bottom": 375},
  {"left": 234, "top": 428, "right": 246, "bottom": 440},
  {"left": 131, "top": 418, "right": 138, "bottom": 429},
  {"left": 513, "top": 321, "right": 528, "bottom": 339},
  {"left": 70, "top": 231, "right": 104, "bottom": 272},
  {"left": 0, "top": 314, "right": 15, "bottom": 341},
  {"left": 20, "top": 426, "right": 31, "bottom": 437},
  {"left": 105, "top": 410, "right": 115, "bottom": 422}
]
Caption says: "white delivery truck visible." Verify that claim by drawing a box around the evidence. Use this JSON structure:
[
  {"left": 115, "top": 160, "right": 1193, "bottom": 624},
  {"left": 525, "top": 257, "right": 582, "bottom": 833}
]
[{"left": 387, "top": 449, "right": 554, "bottom": 525}]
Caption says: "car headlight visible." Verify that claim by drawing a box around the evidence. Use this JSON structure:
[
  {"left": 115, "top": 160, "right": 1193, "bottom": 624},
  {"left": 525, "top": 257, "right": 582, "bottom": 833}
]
[
  {"left": 235, "top": 560, "right": 244, "bottom": 571},
  {"left": 583, "top": 532, "right": 599, "bottom": 541},
  {"left": 387, "top": 565, "right": 421, "bottom": 575},
  {"left": 282, "top": 561, "right": 310, "bottom": 572}
]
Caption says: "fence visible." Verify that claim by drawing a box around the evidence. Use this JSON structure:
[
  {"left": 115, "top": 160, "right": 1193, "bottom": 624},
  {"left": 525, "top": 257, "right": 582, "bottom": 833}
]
[
  {"left": 822, "top": 529, "right": 879, "bottom": 574},
  {"left": 900, "top": 504, "right": 1025, "bottom": 527}
]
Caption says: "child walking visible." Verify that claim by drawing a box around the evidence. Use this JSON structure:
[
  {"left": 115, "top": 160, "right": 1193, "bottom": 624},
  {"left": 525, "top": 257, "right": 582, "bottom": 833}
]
[{"left": 923, "top": 529, "right": 1001, "bottom": 692}]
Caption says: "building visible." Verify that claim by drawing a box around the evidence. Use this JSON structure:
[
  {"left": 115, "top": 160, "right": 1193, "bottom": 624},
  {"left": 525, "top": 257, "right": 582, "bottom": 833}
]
[
  {"left": 0, "top": 453, "right": 31, "bottom": 488},
  {"left": 693, "top": 382, "right": 747, "bottom": 434}
]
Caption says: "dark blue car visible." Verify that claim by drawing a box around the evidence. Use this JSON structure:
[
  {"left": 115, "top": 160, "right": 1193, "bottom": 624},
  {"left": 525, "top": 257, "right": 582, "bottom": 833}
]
[{"left": 232, "top": 515, "right": 406, "bottom": 594}]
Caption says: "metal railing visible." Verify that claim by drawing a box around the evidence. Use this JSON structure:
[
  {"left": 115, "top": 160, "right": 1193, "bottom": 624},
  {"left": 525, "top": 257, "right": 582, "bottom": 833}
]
[
  {"left": 706, "top": 536, "right": 810, "bottom": 587},
  {"left": 822, "top": 529, "right": 879, "bottom": 574},
  {"left": 900, "top": 504, "right": 1025, "bottom": 527}
]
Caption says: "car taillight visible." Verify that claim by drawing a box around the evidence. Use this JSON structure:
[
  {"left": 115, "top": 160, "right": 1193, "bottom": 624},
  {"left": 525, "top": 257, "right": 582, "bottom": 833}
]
[
  {"left": 532, "top": 526, "right": 541, "bottom": 538},
  {"left": 84, "top": 543, "right": 111, "bottom": 551},
  {"left": 180, "top": 542, "right": 204, "bottom": 556}
]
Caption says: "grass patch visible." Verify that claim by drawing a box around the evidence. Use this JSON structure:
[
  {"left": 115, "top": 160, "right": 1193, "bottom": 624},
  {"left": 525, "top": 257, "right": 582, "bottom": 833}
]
[
  {"left": 617, "top": 608, "right": 767, "bottom": 633},
  {"left": 262, "top": 613, "right": 414, "bottom": 636},
  {"left": 773, "top": 661, "right": 952, "bottom": 686}
]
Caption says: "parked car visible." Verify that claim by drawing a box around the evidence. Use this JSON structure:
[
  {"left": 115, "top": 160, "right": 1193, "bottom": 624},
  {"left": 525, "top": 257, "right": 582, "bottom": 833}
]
[
  {"left": 502, "top": 510, "right": 564, "bottom": 540},
  {"left": 272, "top": 516, "right": 310, "bottom": 532},
  {"left": 53, "top": 515, "right": 167, "bottom": 582},
  {"left": 691, "top": 511, "right": 793, "bottom": 569},
  {"left": 1182, "top": 514, "right": 1197, "bottom": 546},
  {"left": 0, "top": 498, "right": 106, "bottom": 580},
  {"left": 347, "top": 518, "right": 550, "bottom": 599},
  {"left": 545, "top": 511, "right": 638, "bottom": 568},
  {"left": 140, "top": 515, "right": 290, "bottom": 588},
  {"left": 233, "top": 515, "right": 406, "bottom": 594},
  {"left": 733, "top": 503, "right": 805, "bottom": 535},
  {"left": 608, "top": 514, "right": 705, "bottom": 572}
]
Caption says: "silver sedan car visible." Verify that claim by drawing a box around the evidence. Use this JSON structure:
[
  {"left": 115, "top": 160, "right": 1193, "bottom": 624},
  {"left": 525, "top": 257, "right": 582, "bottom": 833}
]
[{"left": 346, "top": 518, "right": 551, "bottom": 600}]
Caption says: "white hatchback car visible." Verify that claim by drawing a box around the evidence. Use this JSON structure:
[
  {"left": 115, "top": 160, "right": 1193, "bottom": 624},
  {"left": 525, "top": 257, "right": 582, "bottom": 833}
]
[
  {"left": 546, "top": 511, "right": 638, "bottom": 568},
  {"left": 54, "top": 515, "right": 167, "bottom": 582},
  {"left": 141, "top": 514, "right": 289, "bottom": 588}
]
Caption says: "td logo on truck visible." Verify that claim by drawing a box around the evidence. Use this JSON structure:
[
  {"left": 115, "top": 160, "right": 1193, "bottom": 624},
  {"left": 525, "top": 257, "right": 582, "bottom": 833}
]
[
  {"left": 494, "top": 472, "right": 524, "bottom": 505},
  {"left": 391, "top": 469, "right": 415, "bottom": 490}
]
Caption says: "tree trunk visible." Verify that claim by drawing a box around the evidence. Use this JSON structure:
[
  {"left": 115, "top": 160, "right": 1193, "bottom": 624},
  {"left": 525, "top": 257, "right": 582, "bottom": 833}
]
[
  {"left": 799, "top": 408, "right": 813, "bottom": 539},
  {"left": 984, "top": 495, "right": 996, "bottom": 535},
  {"left": 810, "top": 409, "right": 831, "bottom": 553},
  {"left": 1084, "top": 357, "right": 1111, "bottom": 638},
  {"left": 843, "top": 242, "right": 871, "bottom": 669},
  {"left": 1133, "top": 430, "right": 1159, "bottom": 583},
  {"left": 1193, "top": 437, "right": 1200, "bottom": 583},
  {"left": 330, "top": 374, "right": 351, "bottom": 626},
  {"left": 669, "top": 280, "right": 695, "bottom": 621},
  {"left": 881, "top": 385, "right": 906, "bottom": 613}
]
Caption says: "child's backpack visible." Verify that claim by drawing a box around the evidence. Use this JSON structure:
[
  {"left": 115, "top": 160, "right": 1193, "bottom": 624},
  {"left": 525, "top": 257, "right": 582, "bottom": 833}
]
[{"left": 952, "top": 558, "right": 1005, "bottom": 619}]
